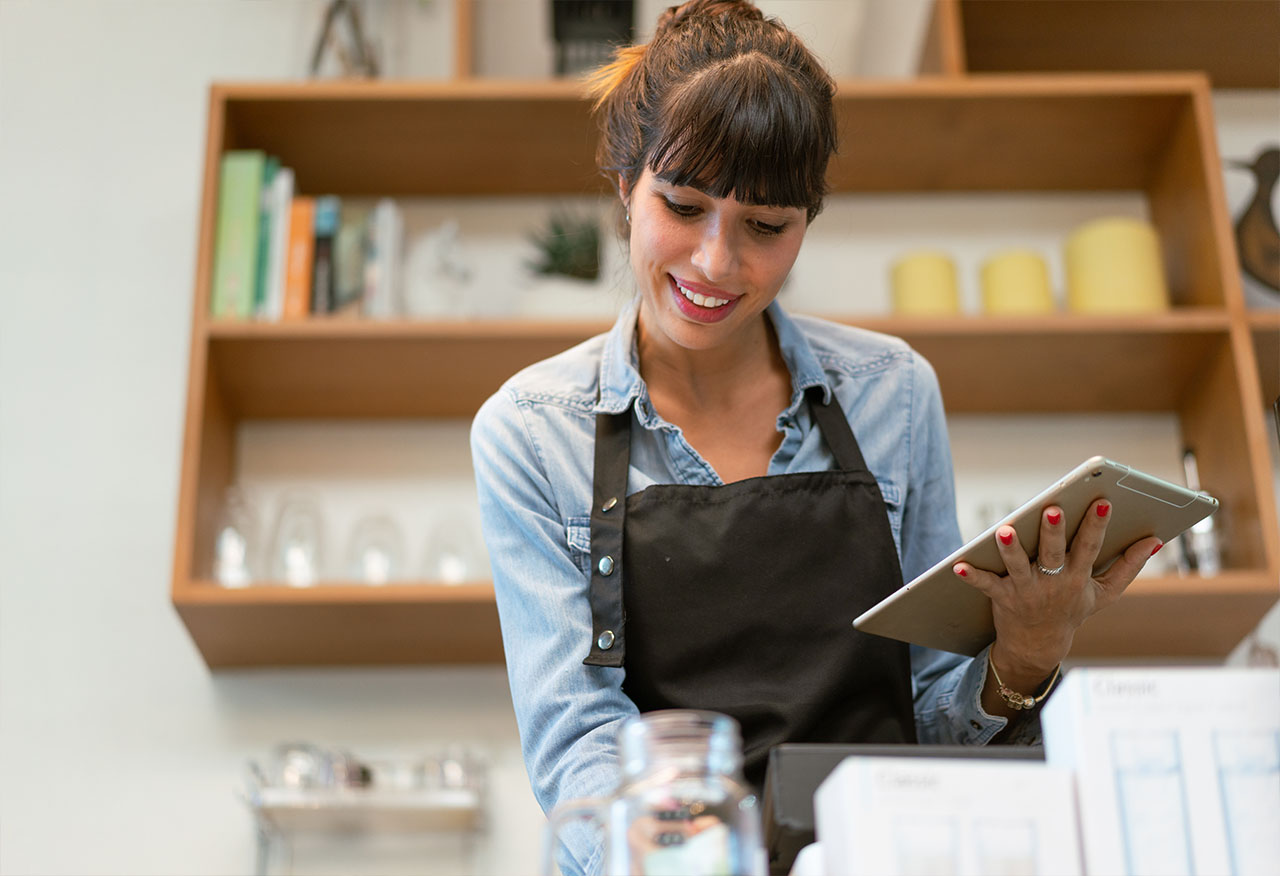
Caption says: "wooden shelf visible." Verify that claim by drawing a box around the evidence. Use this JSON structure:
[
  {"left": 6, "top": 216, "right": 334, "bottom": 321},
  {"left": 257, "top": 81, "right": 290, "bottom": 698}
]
[
  {"left": 173, "top": 582, "right": 501, "bottom": 667},
  {"left": 1073, "top": 571, "right": 1280, "bottom": 657},
  {"left": 925, "top": 0, "right": 1280, "bottom": 88},
  {"left": 205, "top": 318, "right": 607, "bottom": 418},
  {"left": 174, "top": 76, "right": 1279, "bottom": 668},
  {"left": 173, "top": 572, "right": 1275, "bottom": 666},
  {"left": 1249, "top": 310, "right": 1280, "bottom": 406},
  {"left": 203, "top": 310, "right": 1232, "bottom": 417}
]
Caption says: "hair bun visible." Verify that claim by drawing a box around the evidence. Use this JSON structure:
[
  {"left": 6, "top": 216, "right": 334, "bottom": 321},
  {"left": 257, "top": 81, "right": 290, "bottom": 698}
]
[{"left": 656, "top": 0, "right": 763, "bottom": 34}]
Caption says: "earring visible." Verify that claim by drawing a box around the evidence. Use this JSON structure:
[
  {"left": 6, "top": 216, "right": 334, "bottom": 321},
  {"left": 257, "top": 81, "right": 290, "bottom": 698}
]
[{"left": 625, "top": 209, "right": 631, "bottom": 224}]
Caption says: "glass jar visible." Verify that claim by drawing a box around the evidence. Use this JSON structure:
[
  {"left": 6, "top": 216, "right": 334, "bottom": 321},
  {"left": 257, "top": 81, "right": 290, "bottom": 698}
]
[{"left": 543, "top": 710, "right": 765, "bottom": 876}]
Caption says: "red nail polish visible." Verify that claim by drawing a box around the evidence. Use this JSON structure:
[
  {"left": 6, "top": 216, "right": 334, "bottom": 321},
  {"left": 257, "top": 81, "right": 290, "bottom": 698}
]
[
  {"left": 955, "top": 565, "right": 968, "bottom": 577},
  {"left": 1151, "top": 543, "right": 1163, "bottom": 556},
  {"left": 1047, "top": 510, "right": 1062, "bottom": 525},
  {"left": 1097, "top": 502, "right": 1110, "bottom": 518},
  {"left": 999, "top": 530, "right": 1014, "bottom": 546}
]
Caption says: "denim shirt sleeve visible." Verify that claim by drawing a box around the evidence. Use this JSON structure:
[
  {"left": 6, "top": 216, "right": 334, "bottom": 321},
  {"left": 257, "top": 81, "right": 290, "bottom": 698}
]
[
  {"left": 471, "top": 388, "right": 632, "bottom": 876},
  {"left": 895, "top": 353, "right": 1034, "bottom": 746}
]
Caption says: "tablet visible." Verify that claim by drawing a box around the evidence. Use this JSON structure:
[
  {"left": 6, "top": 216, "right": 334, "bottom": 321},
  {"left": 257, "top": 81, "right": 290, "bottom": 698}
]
[{"left": 853, "top": 456, "right": 1219, "bottom": 656}]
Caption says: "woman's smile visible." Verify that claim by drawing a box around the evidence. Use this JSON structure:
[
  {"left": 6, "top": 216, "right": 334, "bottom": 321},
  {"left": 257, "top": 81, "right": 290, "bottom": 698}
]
[{"left": 668, "top": 274, "right": 740, "bottom": 323}]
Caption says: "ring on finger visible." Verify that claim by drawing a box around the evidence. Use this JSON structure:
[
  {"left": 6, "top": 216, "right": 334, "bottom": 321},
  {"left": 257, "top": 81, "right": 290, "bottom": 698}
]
[{"left": 1035, "top": 559, "right": 1066, "bottom": 576}]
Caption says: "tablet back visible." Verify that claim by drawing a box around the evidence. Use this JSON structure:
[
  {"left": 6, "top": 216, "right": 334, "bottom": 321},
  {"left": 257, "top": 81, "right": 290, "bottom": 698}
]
[{"left": 853, "top": 456, "right": 1219, "bottom": 655}]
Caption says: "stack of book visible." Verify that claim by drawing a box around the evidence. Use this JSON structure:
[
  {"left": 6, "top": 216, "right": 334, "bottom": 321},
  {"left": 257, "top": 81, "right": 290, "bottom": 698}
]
[{"left": 208, "top": 150, "right": 403, "bottom": 321}]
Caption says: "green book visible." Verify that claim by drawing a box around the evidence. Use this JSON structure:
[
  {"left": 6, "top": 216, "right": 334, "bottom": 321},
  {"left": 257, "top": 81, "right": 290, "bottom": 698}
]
[
  {"left": 209, "top": 150, "right": 266, "bottom": 318},
  {"left": 251, "top": 155, "right": 280, "bottom": 318}
]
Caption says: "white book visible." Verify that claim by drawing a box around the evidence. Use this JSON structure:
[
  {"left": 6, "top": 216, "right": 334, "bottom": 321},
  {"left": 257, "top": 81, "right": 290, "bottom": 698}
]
[
  {"left": 362, "top": 198, "right": 403, "bottom": 319},
  {"left": 1042, "top": 667, "right": 1280, "bottom": 876},
  {"left": 814, "top": 756, "right": 1082, "bottom": 876},
  {"left": 263, "top": 167, "right": 295, "bottom": 321}
]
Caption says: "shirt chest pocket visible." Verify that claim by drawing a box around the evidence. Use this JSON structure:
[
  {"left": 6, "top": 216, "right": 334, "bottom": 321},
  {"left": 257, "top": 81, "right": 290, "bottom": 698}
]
[
  {"left": 565, "top": 517, "right": 592, "bottom": 576},
  {"left": 875, "top": 478, "right": 904, "bottom": 555}
]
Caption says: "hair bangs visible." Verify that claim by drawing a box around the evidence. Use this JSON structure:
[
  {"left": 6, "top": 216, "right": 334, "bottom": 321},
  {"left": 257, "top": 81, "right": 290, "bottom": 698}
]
[{"left": 645, "top": 53, "right": 833, "bottom": 220}]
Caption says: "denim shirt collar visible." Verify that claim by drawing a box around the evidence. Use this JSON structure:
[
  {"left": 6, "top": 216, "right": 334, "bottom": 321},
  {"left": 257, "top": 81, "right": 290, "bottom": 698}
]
[{"left": 595, "top": 297, "right": 833, "bottom": 419}]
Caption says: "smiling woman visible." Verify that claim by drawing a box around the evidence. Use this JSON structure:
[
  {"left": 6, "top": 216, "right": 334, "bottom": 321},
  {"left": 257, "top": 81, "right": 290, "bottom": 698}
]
[{"left": 469, "top": 2, "right": 1161, "bottom": 875}]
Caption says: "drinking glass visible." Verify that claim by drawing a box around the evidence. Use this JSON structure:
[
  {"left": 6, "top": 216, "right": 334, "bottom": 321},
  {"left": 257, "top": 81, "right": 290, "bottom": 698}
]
[
  {"left": 422, "top": 516, "right": 486, "bottom": 585},
  {"left": 213, "top": 485, "right": 260, "bottom": 588},
  {"left": 268, "top": 492, "right": 326, "bottom": 586},
  {"left": 345, "top": 514, "right": 406, "bottom": 585}
]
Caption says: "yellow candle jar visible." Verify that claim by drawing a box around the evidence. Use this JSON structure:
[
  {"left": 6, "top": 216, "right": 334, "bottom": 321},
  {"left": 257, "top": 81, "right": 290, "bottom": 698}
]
[
  {"left": 980, "top": 250, "right": 1055, "bottom": 315},
  {"left": 890, "top": 251, "right": 960, "bottom": 316},
  {"left": 1065, "top": 217, "right": 1170, "bottom": 313}
]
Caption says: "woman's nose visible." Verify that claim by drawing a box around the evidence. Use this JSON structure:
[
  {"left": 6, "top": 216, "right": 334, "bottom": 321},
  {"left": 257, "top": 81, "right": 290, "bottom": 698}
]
[{"left": 690, "top": 220, "right": 739, "bottom": 281}]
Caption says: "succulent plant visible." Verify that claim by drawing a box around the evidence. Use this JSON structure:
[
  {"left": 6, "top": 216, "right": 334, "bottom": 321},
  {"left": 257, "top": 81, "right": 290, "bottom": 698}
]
[{"left": 526, "top": 211, "right": 601, "bottom": 281}]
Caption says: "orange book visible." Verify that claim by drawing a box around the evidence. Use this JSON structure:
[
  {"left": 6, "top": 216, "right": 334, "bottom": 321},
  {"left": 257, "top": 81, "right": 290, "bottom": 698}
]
[{"left": 282, "top": 197, "right": 315, "bottom": 319}]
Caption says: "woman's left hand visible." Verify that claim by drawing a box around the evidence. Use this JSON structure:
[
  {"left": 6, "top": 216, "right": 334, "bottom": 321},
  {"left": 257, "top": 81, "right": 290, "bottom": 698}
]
[{"left": 953, "top": 499, "right": 1164, "bottom": 690}]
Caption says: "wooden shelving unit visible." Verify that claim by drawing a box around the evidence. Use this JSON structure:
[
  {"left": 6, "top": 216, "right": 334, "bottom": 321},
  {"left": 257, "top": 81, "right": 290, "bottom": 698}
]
[
  {"left": 174, "top": 71, "right": 1279, "bottom": 667},
  {"left": 922, "top": 0, "right": 1280, "bottom": 88},
  {"left": 1250, "top": 310, "right": 1280, "bottom": 407}
]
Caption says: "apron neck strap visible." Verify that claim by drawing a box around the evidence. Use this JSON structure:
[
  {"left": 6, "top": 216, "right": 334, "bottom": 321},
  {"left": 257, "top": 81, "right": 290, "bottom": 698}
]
[{"left": 805, "top": 386, "right": 869, "bottom": 474}]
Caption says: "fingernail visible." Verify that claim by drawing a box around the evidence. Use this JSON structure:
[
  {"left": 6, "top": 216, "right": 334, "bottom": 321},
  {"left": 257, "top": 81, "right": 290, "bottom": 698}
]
[
  {"left": 954, "top": 564, "right": 968, "bottom": 577},
  {"left": 1151, "top": 542, "right": 1163, "bottom": 556},
  {"left": 998, "top": 528, "right": 1014, "bottom": 546},
  {"left": 1097, "top": 501, "right": 1111, "bottom": 518},
  {"left": 1047, "top": 510, "right": 1062, "bottom": 526}
]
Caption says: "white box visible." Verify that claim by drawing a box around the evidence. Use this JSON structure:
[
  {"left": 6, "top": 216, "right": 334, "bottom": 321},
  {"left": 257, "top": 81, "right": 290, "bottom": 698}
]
[
  {"left": 814, "top": 756, "right": 1082, "bottom": 876},
  {"left": 1041, "top": 667, "right": 1280, "bottom": 876}
]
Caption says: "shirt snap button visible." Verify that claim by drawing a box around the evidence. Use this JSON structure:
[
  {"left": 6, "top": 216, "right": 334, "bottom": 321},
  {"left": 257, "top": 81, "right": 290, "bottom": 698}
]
[
  {"left": 598, "top": 556, "right": 615, "bottom": 576},
  {"left": 969, "top": 720, "right": 982, "bottom": 731},
  {"left": 597, "top": 630, "right": 615, "bottom": 650}
]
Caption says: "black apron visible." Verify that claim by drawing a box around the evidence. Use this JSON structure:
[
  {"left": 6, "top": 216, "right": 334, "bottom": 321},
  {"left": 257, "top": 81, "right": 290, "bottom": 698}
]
[{"left": 583, "top": 385, "right": 916, "bottom": 788}]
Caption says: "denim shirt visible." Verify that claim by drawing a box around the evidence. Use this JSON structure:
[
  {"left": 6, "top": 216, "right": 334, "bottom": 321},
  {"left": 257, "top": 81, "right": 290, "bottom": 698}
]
[{"left": 471, "top": 299, "right": 1024, "bottom": 876}]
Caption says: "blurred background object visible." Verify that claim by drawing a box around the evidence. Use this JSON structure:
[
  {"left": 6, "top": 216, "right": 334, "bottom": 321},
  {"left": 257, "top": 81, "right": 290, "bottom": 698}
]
[
  {"left": 1228, "top": 145, "right": 1280, "bottom": 306},
  {"left": 1065, "top": 217, "right": 1170, "bottom": 314},
  {"left": 980, "top": 249, "right": 1055, "bottom": 315},
  {"left": 890, "top": 250, "right": 960, "bottom": 315},
  {"left": 549, "top": 0, "right": 634, "bottom": 76}
]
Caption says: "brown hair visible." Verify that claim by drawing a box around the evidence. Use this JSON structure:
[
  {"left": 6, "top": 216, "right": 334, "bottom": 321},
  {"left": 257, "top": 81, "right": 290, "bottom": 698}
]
[{"left": 585, "top": 0, "right": 836, "bottom": 225}]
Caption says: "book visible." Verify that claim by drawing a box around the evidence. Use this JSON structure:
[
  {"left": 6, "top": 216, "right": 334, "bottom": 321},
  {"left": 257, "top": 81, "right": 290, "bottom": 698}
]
[
  {"left": 361, "top": 198, "right": 404, "bottom": 318},
  {"left": 251, "top": 156, "right": 281, "bottom": 318},
  {"left": 262, "top": 166, "right": 295, "bottom": 321},
  {"left": 282, "top": 197, "right": 315, "bottom": 320},
  {"left": 333, "top": 202, "right": 371, "bottom": 317},
  {"left": 209, "top": 150, "right": 266, "bottom": 318},
  {"left": 310, "top": 196, "right": 341, "bottom": 314}
]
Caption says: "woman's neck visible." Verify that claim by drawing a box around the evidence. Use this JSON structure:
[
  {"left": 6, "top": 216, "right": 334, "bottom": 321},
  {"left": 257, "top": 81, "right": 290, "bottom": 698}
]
[{"left": 635, "top": 308, "right": 789, "bottom": 414}]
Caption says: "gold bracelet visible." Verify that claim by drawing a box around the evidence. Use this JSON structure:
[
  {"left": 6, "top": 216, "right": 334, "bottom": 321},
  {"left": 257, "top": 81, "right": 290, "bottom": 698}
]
[{"left": 988, "top": 651, "right": 1062, "bottom": 711}]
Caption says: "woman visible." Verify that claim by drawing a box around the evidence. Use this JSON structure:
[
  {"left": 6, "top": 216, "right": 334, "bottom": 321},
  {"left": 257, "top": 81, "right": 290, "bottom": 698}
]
[{"left": 471, "top": 2, "right": 1161, "bottom": 873}]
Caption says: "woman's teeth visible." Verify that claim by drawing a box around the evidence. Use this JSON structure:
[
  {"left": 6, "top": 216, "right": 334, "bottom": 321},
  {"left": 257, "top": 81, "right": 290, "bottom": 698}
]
[{"left": 675, "top": 280, "right": 730, "bottom": 308}]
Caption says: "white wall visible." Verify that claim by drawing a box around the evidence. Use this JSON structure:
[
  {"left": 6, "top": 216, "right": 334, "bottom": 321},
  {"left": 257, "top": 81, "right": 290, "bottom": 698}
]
[{"left": 1, "top": 2, "right": 1276, "bottom": 875}]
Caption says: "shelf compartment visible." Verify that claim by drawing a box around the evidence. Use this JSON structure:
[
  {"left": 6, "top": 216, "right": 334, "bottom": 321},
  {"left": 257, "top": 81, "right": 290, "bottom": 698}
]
[
  {"left": 204, "top": 312, "right": 1232, "bottom": 418},
  {"left": 217, "top": 80, "right": 603, "bottom": 197},
  {"left": 173, "top": 582, "right": 501, "bottom": 667},
  {"left": 212, "top": 76, "right": 1206, "bottom": 193},
  {"left": 942, "top": 0, "right": 1280, "bottom": 89}
]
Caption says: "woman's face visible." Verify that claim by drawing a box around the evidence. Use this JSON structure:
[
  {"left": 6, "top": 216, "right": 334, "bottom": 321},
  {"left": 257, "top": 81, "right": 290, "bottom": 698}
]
[{"left": 626, "top": 166, "right": 808, "bottom": 355}]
